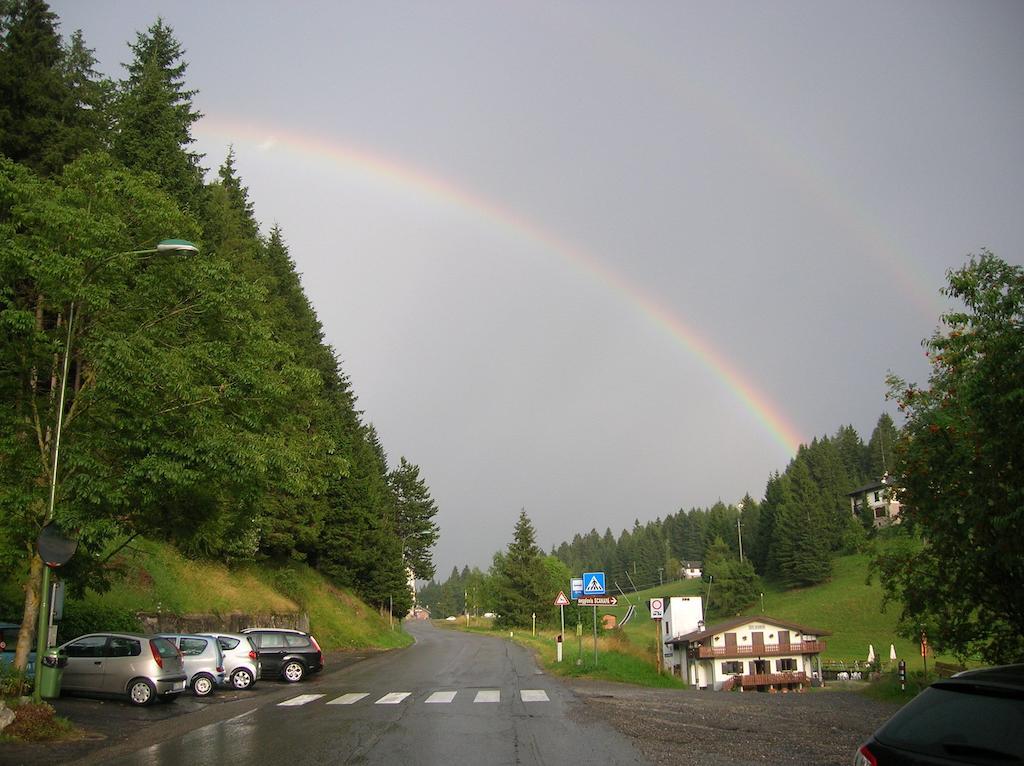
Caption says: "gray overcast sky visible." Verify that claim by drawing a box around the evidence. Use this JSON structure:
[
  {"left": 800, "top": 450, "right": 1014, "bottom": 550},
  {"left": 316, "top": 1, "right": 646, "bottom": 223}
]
[{"left": 51, "top": 1, "right": 1024, "bottom": 577}]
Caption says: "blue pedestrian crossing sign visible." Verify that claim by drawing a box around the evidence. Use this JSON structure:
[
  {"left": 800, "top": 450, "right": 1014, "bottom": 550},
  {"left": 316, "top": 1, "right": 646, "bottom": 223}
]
[{"left": 582, "top": 572, "right": 606, "bottom": 596}]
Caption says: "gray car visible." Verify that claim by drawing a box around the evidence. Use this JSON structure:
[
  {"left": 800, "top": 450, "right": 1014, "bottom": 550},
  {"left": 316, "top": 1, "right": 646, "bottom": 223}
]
[
  {"left": 197, "top": 632, "right": 261, "bottom": 690},
  {"left": 157, "top": 634, "right": 226, "bottom": 697},
  {"left": 59, "top": 633, "right": 187, "bottom": 705}
]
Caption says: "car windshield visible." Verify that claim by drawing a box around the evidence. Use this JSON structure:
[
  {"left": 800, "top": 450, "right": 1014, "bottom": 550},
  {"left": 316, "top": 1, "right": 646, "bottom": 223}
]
[{"left": 876, "top": 684, "right": 1024, "bottom": 762}]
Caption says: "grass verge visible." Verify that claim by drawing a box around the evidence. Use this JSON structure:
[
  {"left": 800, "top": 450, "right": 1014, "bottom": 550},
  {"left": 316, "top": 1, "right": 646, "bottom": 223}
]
[{"left": 0, "top": 701, "right": 80, "bottom": 743}]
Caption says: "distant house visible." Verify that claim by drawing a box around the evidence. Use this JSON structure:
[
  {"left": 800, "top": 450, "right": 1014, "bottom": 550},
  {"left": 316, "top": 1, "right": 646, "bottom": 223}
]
[
  {"left": 665, "top": 615, "right": 830, "bottom": 691},
  {"left": 848, "top": 476, "right": 902, "bottom": 527},
  {"left": 409, "top": 606, "right": 431, "bottom": 621},
  {"left": 680, "top": 561, "right": 703, "bottom": 579}
]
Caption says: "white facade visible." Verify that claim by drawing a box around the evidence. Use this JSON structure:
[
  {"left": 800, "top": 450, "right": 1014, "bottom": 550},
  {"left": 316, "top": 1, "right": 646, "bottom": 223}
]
[
  {"left": 849, "top": 478, "right": 902, "bottom": 528},
  {"left": 666, "top": 616, "right": 829, "bottom": 691},
  {"left": 660, "top": 597, "right": 703, "bottom": 673}
]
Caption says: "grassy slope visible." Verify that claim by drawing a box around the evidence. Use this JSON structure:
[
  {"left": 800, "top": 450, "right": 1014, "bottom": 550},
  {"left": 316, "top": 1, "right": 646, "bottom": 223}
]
[
  {"left": 73, "top": 539, "right": 410, "bottom": 651},
  {"left": 589, "top": 554, "right": 947, "bottom": 672}
]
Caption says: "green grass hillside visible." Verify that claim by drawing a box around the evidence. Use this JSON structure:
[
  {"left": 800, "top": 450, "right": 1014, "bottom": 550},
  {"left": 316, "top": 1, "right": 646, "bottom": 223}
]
[
  {"left": 587, "top": 554, "right": 945, "bottom": 672},
  {"left": 44, "top": 539, "right": 411, "bottom": 651}
]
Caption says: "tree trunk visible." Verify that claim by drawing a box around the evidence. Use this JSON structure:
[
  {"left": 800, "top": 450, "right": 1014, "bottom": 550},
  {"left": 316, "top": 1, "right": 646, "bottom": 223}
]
[{"left": 14, "top": 555, "right": 43, "bottom": 671}]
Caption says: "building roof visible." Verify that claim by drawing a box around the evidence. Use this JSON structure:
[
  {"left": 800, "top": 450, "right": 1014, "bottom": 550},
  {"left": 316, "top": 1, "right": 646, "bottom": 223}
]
[{"left": 665, "top": 614, "right": 832, "bottom": 646}]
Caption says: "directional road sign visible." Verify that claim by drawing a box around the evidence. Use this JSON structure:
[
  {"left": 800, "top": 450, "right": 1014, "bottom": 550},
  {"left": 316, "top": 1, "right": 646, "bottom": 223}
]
[
  {"left": 582, "top": 572, "right": 606, "bottom": 595},
  {"left": 577, "top": 596, "right": 617, "bottom": 606}
]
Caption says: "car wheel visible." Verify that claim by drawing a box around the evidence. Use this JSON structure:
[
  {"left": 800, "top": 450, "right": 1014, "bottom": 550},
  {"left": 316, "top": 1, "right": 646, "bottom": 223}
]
[
  {"left": 192, "top": 673, "right": 215, "bottom": 697},
  {"left": 128, "top": 678, "right": 156, "bottom": 706},
  {"left": 282, "top": 660, "right": 305, "bottom": 683},
  {"left": 231, "top": 667, "right": 255, "bottom": 690}
]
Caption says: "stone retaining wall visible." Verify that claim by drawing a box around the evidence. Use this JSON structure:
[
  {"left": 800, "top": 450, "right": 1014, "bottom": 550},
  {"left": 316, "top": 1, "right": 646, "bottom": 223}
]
[{"left": 136, "top": 611, "right": 309, "bottom": 635}]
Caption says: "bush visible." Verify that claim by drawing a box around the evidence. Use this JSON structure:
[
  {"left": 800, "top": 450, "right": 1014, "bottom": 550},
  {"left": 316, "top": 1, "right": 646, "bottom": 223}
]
[
  {"left": 1, "top": 702, "right": 77, "bottom": 742},
  {"left": 57, "top": 601, "right": 141, "bottom": 644}
]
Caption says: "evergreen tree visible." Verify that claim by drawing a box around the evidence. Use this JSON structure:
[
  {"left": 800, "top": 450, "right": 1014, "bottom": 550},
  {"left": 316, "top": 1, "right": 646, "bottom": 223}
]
[
  {"left": 112, "top": 18, "right": 203, "bottom": 211},
  {"left": 387, "top": 457, "right": 440, "bottom": 580},
  {"left": 866, "top": 413, "right": 899, "bottom": 479},
  {"left": 768, "top": 463, "right": 832, "bottom": 586},
  {"left": 0, "top": 0, "right": 78, "bottom": 174},
  {"left": 704, "top": 536, "right": 760, "bottom": 617},
  {"left": 492, "top": 511, "right": 547, "bottom": 628}
]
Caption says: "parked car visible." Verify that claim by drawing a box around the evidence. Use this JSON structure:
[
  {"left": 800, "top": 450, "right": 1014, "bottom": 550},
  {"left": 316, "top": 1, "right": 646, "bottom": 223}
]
[
  {"left": 0, "top": 622, "right": 34, "bottom": 676},
  {"left": 855, "top": 664, "right": 1024, "bottom": 765},
  {"left": 156, "top": 634, "right": 225, "bottom": 697},
  {"left": 58, "top": 633, "right": 187, "bottom": 706},
  {"left": 240, "top": 628, "right": 323, "bottom": 683},
  {"left": 197, "top": 632, "right": 261, "bottom": 690}
]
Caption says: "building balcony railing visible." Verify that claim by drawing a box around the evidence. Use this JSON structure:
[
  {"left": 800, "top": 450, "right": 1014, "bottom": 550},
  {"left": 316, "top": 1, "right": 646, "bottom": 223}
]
[
  {"left": 740, "top": 671, "right": 808, "bottom": 689},
  {"left": 694, "top": 640, "right": 827, "bottom": 658}
]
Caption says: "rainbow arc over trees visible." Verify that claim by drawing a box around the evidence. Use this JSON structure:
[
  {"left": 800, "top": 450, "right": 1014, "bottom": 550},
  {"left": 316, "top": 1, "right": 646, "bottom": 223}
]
[{"left": 196, "top": 120, "right": 806, "bottom": 455}]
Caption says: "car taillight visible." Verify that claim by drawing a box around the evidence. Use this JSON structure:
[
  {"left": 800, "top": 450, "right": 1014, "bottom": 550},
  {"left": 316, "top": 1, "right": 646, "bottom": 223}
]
[
  {"left": 149, "top": 640, "right": 164, "bottom": 669},
  {"left": 854, "top": 744, "right": 878, "bottom": 766},
  {"left": 249, "top": 650, "right": 258, "bottom": 660}
]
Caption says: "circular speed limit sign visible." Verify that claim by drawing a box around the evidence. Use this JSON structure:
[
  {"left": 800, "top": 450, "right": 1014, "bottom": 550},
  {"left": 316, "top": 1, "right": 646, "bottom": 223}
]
[{"left": 649, "top": 598, "right": 664, "bottom": 619}]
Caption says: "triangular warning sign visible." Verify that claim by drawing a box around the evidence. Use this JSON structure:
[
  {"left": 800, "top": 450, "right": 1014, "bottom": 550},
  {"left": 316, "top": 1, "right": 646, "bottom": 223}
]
[
  {"left": 554, "top": 591, "right": 570, "bottom": 606},
  {"left": 585, "top": 576, "right": 604, "bottom": 593}
]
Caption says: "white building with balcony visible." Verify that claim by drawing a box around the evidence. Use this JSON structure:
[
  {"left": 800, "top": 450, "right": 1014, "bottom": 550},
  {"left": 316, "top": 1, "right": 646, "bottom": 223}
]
[{"left": 665, "top": 615, "right": 830, "bottom": 691}]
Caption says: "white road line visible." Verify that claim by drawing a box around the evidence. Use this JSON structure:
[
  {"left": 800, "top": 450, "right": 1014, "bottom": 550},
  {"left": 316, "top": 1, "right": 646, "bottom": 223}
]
[
  {"left": 376, "top": 692, "right": 411, "bottom": 704},
  {"left": 520, "top": 689, "right": 549, "bottom": 702},
  {"left": 425, "top": 691, "right": 457, "bottom": 703},
  {"left": 474, "top": 690, "right": 500, "bottom": 703},
  {"left": 327, "top": 693, "right": 370, "bottom": 705},
  {"left": 277, "top": 694, "right": 324, "bottom": 707}
]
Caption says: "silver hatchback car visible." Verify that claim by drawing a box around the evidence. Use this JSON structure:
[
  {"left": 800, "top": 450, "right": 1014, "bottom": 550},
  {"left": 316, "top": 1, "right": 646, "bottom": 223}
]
[
  {"left": 197, "top": 632, "right": 261, "bottom": 690},
  {"left": 59, "top": 633, "right": 187, "bottom": 705},
  {"left": 157, "top": 634, "right": 226, "bottom": 697}
]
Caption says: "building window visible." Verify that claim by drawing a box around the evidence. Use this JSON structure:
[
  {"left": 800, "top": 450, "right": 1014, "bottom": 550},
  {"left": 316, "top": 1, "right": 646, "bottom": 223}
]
[
  {"left": 875, "top": 507, "right": 888, "bottom": 518},
  {"left": 722, "top": 661, "right": 743, "bottom": 674},
  {"left": 776, "top": 658, "right": 797, "bottom": 672}
]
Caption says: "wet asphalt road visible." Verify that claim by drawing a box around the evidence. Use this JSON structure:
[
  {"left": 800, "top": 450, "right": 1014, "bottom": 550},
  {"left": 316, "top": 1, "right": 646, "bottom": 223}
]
[{"left": 7, "top": 622, "right": 650, "bottom": 766}]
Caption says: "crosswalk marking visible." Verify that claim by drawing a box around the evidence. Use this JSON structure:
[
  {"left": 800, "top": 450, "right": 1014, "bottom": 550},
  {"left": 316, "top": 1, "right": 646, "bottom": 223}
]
[
  {"left": 425, "top": 691, "right": 457, "bottom": 703},
  {"left": 279, "top": 688, "right": 552, "bottom": 709},
  {"left": 327, "top": 693, "right": 369, "bottom": 705},
  {"left": 278, "top": 694, "right": 324, "bottom": 706},
  {"left": 520, "top": 689, "right": 549, "bottom": 702},
  {"left": 376, "top": 692, "right": 411, "bottom": 704}
]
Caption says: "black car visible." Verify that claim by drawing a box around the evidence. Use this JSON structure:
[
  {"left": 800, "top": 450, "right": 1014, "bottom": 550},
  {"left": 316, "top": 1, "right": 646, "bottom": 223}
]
[
  {"left": 241, "top": 628, "right": 323, "bottom": 683},
  {"left": 855, "top": 664, "right": 1024, "bottom": 765}
]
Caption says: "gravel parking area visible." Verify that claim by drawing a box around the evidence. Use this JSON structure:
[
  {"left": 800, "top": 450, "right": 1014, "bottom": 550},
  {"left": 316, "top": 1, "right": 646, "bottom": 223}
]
[{"left": 565, "top": 680, "right": 901, "bottom": 766}]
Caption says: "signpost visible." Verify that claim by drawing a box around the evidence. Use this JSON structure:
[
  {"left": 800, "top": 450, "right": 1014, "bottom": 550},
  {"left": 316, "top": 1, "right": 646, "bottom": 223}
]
[
  {"left": 554, "top": 591, "right": 570, "bottom": 663},
  {"left": 579, "top": 572, "right": 606, "bottom": 665},
  {"left": 648, "top": 598, "right": 665, "bottom": 673}
]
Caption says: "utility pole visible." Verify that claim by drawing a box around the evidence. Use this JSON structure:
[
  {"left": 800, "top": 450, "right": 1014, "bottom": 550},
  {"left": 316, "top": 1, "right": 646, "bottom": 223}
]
[
  {"left": 657, "top": 567, "right": 664, "bottom": 586},
  {"left": 737, "top": 517, "right": 744, "bottom": 562}
]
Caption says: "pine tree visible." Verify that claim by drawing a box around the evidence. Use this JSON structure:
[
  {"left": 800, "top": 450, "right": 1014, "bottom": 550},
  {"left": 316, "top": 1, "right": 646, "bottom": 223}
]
[
  {"left": 387, "top": 457, "right": 440, "bottom": 580},
  {"left": 0, "top": 0, "right": 75, "bottom": 174},
  {"left": 866, "top": 413, "right": 899, "bottom": 479},
  {"left": 112, "top": 18, "right": 203, "bottom": 211},
  {"left": 492, "top": 510, "right": 547, "bottom": 628}
]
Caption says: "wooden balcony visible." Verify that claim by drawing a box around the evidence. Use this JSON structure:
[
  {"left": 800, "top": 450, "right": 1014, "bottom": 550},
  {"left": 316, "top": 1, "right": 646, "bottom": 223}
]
[
  {"left": 740, "top": 671, "right": 808, "bottom": 689},
  {"left": 693, "top": 640, "right": 827, "bottom": 658}
]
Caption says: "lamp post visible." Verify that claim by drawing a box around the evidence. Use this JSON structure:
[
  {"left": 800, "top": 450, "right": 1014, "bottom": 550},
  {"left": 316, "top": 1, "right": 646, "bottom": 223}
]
[{"left": 31, "top": 239, "right": 198, "bottom": 702}]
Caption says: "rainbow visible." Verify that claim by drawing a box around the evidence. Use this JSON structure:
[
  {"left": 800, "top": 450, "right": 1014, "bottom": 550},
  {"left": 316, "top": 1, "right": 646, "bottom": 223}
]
[{"left": 194, "top": 118, "right": 807, "bottom": 455}]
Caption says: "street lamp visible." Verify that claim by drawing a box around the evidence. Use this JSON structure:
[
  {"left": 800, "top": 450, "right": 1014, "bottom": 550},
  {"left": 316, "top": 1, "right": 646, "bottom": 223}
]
[{"left": 31, "top": 239, "right": 198, "bottom": 702}]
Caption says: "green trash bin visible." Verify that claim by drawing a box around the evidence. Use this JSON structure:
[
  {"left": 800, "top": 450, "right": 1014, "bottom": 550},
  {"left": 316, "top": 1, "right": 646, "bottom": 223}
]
[{"left": 37, "top": 648, "right": 67, "bottom": 699}]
